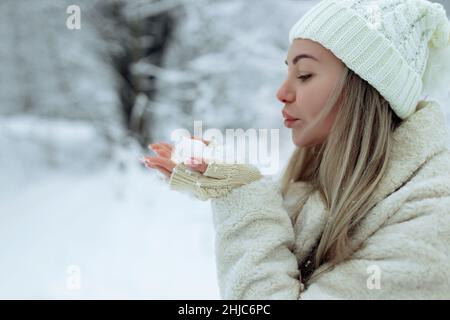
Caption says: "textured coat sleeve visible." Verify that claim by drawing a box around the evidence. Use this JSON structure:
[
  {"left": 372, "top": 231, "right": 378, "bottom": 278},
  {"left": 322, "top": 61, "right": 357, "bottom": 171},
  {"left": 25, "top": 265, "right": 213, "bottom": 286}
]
[
  {"left": 168, "top": 162, "right": 262, "bottom": 201},
  {"left": 300, "top": 193, "right": 450, "bottom": 299},
  {"left": 210, "top": 176, "right": 303, "bottom": 299}
]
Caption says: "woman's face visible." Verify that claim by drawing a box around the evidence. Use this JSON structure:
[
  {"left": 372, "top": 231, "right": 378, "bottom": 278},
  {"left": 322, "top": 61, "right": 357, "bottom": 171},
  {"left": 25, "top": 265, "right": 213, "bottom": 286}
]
[{"left": 276, "top": 38, "right": 345, "bottom": 148}]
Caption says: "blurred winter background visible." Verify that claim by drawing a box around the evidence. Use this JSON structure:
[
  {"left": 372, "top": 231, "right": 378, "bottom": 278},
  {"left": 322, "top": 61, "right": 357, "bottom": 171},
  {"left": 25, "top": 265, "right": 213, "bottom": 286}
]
[{"left": 0, "top": 0, "right": 449, "bottom": 299}]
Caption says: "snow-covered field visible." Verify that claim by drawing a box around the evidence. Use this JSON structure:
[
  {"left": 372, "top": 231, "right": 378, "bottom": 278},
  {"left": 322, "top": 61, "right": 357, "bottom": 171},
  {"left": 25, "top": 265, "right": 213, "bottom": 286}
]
[
  {"left": 0, "top": 160, "right": 219, "bottom": 299},
  {"left": 0, "top": 116, "right": 220, "bottom": 299}
]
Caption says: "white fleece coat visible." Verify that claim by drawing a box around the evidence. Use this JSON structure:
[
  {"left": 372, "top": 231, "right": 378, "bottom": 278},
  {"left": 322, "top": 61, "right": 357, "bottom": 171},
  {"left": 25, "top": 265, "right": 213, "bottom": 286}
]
[{"left": 210, "top": 100, "right": 450, "bottom": 299}]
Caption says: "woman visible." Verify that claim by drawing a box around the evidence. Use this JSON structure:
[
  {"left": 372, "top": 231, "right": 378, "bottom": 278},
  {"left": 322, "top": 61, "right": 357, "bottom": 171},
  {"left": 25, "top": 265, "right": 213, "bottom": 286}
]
[{"left": 143, "top": 0, "right": 450, "bottom": 299}]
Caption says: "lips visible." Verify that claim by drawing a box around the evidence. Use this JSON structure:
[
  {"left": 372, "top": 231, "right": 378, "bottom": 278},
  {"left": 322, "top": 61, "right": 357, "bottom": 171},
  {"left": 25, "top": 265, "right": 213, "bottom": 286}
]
[{"left": 282, "top": 109, "right": 299, "bottom": 121}]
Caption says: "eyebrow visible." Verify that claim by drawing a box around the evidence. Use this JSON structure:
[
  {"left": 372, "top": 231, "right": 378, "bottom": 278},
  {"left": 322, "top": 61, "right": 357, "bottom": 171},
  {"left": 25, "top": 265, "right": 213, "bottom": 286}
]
[{"left": 284, "top": 53, "right": 319, "bottom": 66}]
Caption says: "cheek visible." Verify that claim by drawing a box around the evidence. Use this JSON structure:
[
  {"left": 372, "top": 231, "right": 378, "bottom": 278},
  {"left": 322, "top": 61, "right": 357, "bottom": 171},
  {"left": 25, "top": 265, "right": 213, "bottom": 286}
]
[
  {"left": 291, "top": 116, "right": 333, "bottom": 147},
  {"left": 292, "top": 82, "right": 340, "bottom": 148},
  {"left": 296, "top": 80, "right": 333, "bottom": 121}
]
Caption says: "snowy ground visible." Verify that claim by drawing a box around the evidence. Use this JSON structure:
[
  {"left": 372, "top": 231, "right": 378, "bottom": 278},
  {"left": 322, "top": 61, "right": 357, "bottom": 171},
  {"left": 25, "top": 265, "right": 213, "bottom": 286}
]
[
  {"left": 0, "top": 116, "right": 220, "bottom": 300},
  {"left": 0, "top": 137, "right": 220, "bottom": 299}
]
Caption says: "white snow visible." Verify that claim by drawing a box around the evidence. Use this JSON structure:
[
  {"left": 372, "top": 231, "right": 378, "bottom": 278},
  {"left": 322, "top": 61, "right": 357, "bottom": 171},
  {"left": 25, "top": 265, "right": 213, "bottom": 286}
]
[{"left": 0, "top": 140, "right": 219, "bottom": 299}]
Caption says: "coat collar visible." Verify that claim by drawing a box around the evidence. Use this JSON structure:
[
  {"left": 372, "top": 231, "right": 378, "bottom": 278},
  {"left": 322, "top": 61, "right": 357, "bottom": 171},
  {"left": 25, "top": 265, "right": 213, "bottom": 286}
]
[
  {"left": 371, "top": 100, "right": 449, "bottom": 205},
  {"left": 285, "top": 100, "right": 450, "bottom": 263}
]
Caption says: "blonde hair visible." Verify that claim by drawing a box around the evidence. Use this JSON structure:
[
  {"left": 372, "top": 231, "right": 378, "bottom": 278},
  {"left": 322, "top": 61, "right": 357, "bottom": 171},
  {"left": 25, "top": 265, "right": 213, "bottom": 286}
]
[{"left": 280, "top": 65, "right": 403, "bottom": 283}]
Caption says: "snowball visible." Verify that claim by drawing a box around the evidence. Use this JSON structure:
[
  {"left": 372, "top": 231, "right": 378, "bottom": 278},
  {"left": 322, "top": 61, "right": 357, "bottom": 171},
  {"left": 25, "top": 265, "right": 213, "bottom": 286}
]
[
  {"left": 170, "top": 136, "right": 247, "bottom": 165},
  {"left": 171, "top": 136, "right": 208, "bottom": 164}
]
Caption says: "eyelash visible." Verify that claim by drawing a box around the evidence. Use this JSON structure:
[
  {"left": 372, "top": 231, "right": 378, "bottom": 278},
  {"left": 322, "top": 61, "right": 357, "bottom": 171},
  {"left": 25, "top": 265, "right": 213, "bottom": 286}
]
[{"left": 297, "top": 74, "right": 312, "bottom": 82}]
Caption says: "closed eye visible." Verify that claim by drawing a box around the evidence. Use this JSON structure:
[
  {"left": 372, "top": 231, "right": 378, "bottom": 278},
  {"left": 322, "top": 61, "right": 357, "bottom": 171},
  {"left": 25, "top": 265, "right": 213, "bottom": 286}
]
[{"left": 297, "top": 74, "right": 312, "bottom": 82}]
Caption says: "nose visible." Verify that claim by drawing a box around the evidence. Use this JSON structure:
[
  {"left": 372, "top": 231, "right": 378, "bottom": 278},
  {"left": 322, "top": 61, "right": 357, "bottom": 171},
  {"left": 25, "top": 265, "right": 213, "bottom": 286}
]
[{"left": 276, "top": 80, "right": 295, "bottom": 104}]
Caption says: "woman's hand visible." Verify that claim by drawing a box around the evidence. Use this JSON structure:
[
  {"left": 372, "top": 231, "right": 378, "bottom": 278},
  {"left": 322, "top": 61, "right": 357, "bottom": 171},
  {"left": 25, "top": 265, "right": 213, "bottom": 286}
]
[
  {"left": 141, "top": 136, "right": 209, "bottom": 178},
  {"left": 143, "top": 137, "right": 262, "bottom": 201}
]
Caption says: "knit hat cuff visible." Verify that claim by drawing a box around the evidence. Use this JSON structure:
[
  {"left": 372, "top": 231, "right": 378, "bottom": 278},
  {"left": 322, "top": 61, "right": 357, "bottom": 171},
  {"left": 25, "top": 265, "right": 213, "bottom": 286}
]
[{"left": 288, "top": 0, "right": 423, "bottom": 119}]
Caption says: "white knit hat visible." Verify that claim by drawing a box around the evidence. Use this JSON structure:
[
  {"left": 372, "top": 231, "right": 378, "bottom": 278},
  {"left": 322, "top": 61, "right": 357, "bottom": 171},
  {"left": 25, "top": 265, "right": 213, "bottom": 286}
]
[{"left": 288, "top": 0, "right": 450, "bottom": 119}]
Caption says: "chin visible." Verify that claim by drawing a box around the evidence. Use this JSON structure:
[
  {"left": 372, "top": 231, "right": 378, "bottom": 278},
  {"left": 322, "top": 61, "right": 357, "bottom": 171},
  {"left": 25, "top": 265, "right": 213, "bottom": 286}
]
[{"left": 292, "top": 134, "right": 307, "bottom": 148}]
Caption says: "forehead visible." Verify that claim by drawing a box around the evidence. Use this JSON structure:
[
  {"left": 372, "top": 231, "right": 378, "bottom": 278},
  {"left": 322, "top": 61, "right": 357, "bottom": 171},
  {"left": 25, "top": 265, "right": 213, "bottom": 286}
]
[
  {"left": 287, "top": 38, "right": 345, "bottom": 69},
  {"left": 287, "top": 38, "right": 325, "bottom": 61}
]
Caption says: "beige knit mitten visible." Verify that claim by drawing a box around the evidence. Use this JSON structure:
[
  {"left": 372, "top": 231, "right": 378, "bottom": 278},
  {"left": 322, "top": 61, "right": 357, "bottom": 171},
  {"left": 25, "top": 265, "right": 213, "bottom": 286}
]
[{"left": 168, "top": 161, "right": 262, "bottom": 201}]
